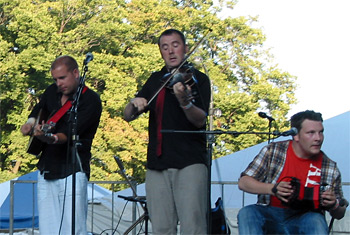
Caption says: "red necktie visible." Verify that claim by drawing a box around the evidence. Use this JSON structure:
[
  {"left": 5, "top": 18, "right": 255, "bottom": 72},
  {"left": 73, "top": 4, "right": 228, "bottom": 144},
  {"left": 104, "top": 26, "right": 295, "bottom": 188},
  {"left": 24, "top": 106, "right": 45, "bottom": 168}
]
[{"left": 155, "top": 88, "right": 166, "bottom": 156}]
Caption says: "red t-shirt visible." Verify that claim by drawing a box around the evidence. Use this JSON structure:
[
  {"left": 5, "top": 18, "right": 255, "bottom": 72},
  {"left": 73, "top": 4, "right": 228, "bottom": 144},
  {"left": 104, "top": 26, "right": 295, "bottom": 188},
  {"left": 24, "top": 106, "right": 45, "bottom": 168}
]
[{"left": 271, "top": 141, "right": 323, "bottom": 208}]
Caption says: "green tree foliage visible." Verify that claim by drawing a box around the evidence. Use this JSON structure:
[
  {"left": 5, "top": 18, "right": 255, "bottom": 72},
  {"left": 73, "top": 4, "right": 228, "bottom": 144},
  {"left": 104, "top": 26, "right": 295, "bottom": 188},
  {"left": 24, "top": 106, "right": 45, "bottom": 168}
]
[{"left": 0, "top": 0, "right": 296, "bottom": 186}]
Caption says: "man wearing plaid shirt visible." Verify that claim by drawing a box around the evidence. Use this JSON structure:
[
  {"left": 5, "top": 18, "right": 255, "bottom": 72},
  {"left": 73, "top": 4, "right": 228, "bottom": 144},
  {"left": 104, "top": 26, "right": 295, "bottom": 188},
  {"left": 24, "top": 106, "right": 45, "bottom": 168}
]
[{"left": 237, "top": 110, "right": 348, "bottom": 234}]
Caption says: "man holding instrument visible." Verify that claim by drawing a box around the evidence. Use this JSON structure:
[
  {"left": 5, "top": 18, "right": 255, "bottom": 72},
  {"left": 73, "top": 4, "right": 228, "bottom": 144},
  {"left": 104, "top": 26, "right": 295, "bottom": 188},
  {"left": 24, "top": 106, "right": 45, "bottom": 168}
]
[
  {"left": 20, "top": 55, "right": 102, "bottom": 234},
  {"left": 237, "top": 110, "right": 348, "bottom": 234},
  {"left": 124, "top": 29, "right": 211, "bottom": 234}
]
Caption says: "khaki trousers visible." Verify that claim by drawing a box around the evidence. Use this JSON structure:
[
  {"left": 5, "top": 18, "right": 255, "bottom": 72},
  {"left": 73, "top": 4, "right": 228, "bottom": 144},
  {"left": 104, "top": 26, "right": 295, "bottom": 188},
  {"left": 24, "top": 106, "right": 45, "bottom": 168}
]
[{"left": 146, "top": 164, "right": 208, "bottom": 234}]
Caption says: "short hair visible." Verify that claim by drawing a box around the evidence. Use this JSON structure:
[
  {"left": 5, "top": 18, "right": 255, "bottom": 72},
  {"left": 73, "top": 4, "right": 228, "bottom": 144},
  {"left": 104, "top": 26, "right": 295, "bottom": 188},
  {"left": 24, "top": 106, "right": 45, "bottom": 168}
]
[
  {"left": 290, "top": 110, "right": 323, "bottom": 132},
  {"left": 51, "top": 55, "right": 79, "bottom": 72},
  {"left": 158, "top": 29, "right": 186, "bottom": 46}
]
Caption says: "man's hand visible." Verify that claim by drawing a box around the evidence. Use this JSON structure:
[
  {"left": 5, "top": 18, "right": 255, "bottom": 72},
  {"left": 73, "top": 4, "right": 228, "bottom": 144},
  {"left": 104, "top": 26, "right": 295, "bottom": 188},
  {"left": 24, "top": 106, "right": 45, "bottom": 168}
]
[
  {"left": 272, "top": 181, "right": 294, "bottom": 203},
  {"left": 130, "top": 97, "right": 148, "bottom": 113},
  {"left": 31, "top": 121, "right": 56, "bottom": 144},
  {"left": 20, "top": 123, "right": 33, "bottom": 136},
  {"left": 173, "top": 82, "right": 192, "bottom": 106},
  {"left": 320, "top": 190, "right": 337, "bottom": 210},
  {"left": 123, "top": 97, "right": 148, "bottom": 122}
]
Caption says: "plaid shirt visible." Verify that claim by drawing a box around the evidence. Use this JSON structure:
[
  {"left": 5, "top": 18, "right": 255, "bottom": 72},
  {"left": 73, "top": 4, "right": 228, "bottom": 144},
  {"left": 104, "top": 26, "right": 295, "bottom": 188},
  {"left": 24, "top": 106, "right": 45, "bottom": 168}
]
[{"left": 241, "top": 140, "right": 346, "bottom": 206}]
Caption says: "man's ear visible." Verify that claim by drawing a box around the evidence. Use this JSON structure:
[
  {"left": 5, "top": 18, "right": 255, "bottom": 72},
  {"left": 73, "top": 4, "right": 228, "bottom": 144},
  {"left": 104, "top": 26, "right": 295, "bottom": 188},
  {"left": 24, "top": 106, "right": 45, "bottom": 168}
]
[
  {"left": 185, "top": 45, "right": 189, "bottom": 54},
  {"left": 293, "top": 134, "right": 299, "bottom": 142},
  {"left": 73, "top": 68, "right": 79, "bottom": 79}
]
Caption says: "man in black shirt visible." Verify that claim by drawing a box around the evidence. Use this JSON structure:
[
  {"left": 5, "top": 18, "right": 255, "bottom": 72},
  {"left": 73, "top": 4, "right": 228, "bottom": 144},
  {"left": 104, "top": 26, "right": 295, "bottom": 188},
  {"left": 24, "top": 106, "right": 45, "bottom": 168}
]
[
  {"left": 124, "top": 29, "right": 211, "bottom": 234},
  {"left": 21, "top": 55, "right": 102, "bottom": 234}
]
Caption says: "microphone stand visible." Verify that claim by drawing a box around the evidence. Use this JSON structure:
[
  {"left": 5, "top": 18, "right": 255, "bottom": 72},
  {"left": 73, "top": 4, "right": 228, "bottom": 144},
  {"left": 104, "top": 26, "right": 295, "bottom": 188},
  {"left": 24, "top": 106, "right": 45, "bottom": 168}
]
[
  {"left": 67, "top": 61, "right": 89, "bottom": 235},
  {"left": 268, "top": 119, "right": 273, "bottom": 143},
  {"left": 206, "top": 129, "right": 215, "bottom": 234}
]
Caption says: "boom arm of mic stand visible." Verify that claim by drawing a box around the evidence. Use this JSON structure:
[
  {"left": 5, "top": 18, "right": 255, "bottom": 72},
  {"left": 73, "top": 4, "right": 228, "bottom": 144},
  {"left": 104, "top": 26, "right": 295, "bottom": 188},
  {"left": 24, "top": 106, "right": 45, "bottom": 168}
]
[
  {"left": 161, "top": 129, "right": 275, "bottom": 137},
  {"left": 115, "top": 157, "right": 147, "bottom": 212},
  {"left": 118, "top": 169, "right": 138, "bottom": 196}
]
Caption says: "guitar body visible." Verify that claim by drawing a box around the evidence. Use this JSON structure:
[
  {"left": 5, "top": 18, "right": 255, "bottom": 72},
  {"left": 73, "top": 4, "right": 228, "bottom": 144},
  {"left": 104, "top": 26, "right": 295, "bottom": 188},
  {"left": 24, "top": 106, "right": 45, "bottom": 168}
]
[{"left": 26, "top": 109, "right": 49, "bottom": 156}]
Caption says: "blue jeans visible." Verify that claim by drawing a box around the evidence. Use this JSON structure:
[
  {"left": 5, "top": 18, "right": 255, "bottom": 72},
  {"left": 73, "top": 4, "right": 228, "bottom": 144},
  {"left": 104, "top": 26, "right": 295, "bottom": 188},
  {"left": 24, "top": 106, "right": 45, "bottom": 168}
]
[{"left": 237, "top": 204, "right": 328, "bottom": 234}]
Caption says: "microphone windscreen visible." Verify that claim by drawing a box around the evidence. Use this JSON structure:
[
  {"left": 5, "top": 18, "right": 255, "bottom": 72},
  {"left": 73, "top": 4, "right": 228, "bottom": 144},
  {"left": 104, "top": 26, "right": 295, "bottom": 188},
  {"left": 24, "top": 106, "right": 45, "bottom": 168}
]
[{"left": 258, "top": 112, "right": 267, "bottom": 118}]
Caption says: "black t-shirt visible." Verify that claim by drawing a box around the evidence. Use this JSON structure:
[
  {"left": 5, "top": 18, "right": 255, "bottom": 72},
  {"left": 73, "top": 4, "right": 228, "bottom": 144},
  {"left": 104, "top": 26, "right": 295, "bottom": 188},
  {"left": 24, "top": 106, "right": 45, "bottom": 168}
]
[
  {"left": 137, "top": 66, "right": 211, "bottom": 170},
  {"left": 29, "top": 83, "right": 102, "bottom": 179}
]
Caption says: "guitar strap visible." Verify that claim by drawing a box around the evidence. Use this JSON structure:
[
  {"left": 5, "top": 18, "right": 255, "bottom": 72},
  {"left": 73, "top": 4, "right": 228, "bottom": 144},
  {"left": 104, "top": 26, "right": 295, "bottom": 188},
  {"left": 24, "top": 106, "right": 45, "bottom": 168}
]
[{"left": 46, "top": 86, "right": 88, "bottom": 127}]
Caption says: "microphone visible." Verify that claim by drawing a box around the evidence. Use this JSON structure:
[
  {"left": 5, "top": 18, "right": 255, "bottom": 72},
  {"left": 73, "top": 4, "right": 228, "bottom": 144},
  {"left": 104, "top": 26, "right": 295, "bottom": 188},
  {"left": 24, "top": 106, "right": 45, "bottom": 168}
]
[
  {"left": 274, "top": 127, "right": 298, "bottom": 136},
  {"left": 83, "top": 52, "right": 94, "bottom": 65},
  {"left": 114, "top": 155, "right": 125, "bottom": 172},
  {"left": 258, "top": 112, "right": 275, "bottom": 121}
]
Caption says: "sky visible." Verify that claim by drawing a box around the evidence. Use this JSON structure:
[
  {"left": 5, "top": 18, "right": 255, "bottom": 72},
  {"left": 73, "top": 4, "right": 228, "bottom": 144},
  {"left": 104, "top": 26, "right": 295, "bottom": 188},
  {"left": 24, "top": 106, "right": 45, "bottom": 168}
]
[{"left": 222, "top": 0, "right": 350, "bottom": 120}]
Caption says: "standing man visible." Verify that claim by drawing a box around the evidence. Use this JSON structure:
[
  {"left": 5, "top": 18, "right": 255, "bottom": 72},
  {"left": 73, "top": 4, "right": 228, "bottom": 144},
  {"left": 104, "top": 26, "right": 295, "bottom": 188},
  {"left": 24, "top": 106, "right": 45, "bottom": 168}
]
[
  {"left": 237, "top": 110, "right": 348, "bottom": 234},
  {"left": 20, "top": 55, "right": 102, "bottom": 234},
  {"left": 124, "top": 29, "right": 211, "bottom": 234}
]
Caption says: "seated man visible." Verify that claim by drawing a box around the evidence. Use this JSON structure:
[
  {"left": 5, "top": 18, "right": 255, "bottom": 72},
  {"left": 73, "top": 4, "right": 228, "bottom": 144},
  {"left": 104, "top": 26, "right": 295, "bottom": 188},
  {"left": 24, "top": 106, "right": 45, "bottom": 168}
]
[{"left": 237, "top": 110, "right": 348, "bottom": 234}]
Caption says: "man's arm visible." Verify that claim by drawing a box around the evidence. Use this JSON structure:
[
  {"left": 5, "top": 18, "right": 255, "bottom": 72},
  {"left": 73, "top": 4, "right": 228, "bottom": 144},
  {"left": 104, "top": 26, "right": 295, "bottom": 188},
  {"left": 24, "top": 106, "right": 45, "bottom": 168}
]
[
  {"left": 33, "top": 121, "right": 67, "bottom": 144},
  {"left": 21, "top": 118, "right": 67, "bottom": 144},
  {"left": 238, "top": 175, "right": 275, "bottom": 195},
  {"left": 321, "top": 190, "right": 348, "bottom": 219},
  {"left": 173, "top": 82, "right": 207, "bottom": 128},
  {"left": 178, "top": 102, "right": 207, "bottom": 128},
  {"left": 239, "top": 175, "right": 294, "bottom": 204},
  {"left": 329, "top": 199, "right": 347, "bottom": 220}
]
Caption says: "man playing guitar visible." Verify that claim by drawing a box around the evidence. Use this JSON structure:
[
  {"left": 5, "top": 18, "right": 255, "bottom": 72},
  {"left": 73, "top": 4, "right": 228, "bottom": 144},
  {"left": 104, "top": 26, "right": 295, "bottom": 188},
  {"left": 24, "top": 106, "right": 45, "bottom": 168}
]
[{"left": 20, "top": 55, "right": 102, "bottom": 235}]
